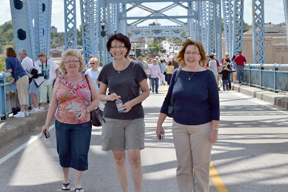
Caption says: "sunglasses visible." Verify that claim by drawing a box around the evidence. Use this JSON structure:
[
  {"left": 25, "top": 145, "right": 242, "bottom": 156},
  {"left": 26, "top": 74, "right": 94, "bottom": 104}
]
[
  {"left": 38, "top": 55, "right": 44, "bottom": 57},
  {"left": 90, "top": 63, "right": 96, "bottom": 64}
]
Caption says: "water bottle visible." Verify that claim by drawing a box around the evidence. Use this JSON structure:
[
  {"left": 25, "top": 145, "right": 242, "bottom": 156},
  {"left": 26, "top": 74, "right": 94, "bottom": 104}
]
[{"left": 115, "top": 96, "right": 125, "bottom": 113}]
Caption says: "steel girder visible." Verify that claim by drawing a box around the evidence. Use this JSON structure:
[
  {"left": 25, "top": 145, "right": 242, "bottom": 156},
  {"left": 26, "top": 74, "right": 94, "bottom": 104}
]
[
  {"left": 64, "top": 0, "right": 77, "bottom": 50},
  {"left": 252, "top": 0, "right": 265, "bottom": 64},
  {"left": 283, "top": 0, "right": 288, "bottom": 48},
  {"left": 232, "top": 0, "right": 244, "bottom": 55},
  {"left": 10, "top": 0, "right": 52, "bottom": 61},
  {"left": 214, "top": 0, "right": 222, "bottom": 61},
  {"left": 200, "top": 1, "right": 209, "bottom": 52},
  {"left": 80, "top": 0, "right": 95, "bottom": 64},
  {"left": 222, "top": 0, "right": 233, "bottom": 56},
  {"left": 207, "top": 1, "right": 215, "bottom": 55}
]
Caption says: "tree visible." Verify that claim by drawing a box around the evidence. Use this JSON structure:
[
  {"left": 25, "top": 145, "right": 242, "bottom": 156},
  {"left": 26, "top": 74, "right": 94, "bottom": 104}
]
[
  {"left": 77, "top": 25, "right": 83, "bottom": 46},
  {"left": 148, "top": 22, "right": 165, "bottom": 44},
  {"left": 148, "top": 41, "right": 161, "bottom": 55},
  {"left": 135, "top": 43, "right": 141, "bottom": 57}
]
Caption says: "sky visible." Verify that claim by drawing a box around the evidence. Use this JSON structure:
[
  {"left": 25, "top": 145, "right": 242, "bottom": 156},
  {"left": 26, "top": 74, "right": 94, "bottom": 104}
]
[{"left": 0, "top": 0, "right": 286, "bottom": 32}]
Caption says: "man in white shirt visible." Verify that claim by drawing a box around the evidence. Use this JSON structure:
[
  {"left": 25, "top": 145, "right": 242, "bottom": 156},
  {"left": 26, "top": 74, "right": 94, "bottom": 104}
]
[
  {"left": 35, "top": 52, "right": 60, "bottom": 111},
  {"left": 208, "top": 54, "right": 219, "bottom": 89},
  {"left": 19, "top": 49, "right": 42, "bottom": 114}
]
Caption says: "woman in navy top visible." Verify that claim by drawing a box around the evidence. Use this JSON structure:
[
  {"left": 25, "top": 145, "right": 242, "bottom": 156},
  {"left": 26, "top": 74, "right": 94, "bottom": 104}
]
[
  {"left": 4, "top": 47, "right": 29, "bottom": 117},
  {"left": 157, "top": 39, "right": 220, "bottom": 192}
]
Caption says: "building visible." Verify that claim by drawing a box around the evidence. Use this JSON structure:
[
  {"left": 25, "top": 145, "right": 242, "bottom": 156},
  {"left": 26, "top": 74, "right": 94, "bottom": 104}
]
[
  {"left": 222, "top": 24, "right": 288, "bottom": 64},
  {"left": 51, "top": 26, "right": 57, "bottom": 33}
]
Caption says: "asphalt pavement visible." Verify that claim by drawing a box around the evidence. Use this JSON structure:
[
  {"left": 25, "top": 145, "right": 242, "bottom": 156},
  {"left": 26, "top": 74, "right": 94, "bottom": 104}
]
[{"left": 0, "top": 85, "right": 287, "bottom": 192}]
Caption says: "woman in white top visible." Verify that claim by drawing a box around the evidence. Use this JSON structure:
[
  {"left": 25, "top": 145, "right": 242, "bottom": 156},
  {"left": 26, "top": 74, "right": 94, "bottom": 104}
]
[{"left": 85, "top": 58, "right": 100, "bottom": 91}]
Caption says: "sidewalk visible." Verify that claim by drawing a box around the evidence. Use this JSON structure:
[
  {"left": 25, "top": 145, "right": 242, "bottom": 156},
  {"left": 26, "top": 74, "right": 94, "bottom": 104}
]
[{"left": 231, "top": 83, "right": 288, "bottom": 110}]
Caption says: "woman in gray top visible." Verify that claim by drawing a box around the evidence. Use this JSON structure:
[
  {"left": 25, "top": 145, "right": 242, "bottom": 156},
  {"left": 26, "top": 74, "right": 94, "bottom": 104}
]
[{"left": 98, "top": 33, "right": 149, "bottom": 192}]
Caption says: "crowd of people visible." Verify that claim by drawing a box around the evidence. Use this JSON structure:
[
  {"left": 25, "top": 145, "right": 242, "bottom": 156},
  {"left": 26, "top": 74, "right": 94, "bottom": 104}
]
[{"left": 3, "top": 33, "right": 249, "bottom": 192}]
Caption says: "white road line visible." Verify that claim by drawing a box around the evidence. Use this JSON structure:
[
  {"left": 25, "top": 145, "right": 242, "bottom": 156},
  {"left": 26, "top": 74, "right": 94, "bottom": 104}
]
[{"left": 0, "top": 125, "right": 55, "bottom": 165}]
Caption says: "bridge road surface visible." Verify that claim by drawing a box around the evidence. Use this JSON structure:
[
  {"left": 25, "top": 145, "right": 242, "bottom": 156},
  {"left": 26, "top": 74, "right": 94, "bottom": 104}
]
[{"left": 0, "top": 85, "right": 288, "bottom": 192}]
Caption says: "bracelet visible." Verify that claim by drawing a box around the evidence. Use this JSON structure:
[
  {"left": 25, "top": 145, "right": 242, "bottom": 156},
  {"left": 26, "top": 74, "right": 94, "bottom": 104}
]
[{"left": 212, "top": 128, "right": 219, "bottom": 131}]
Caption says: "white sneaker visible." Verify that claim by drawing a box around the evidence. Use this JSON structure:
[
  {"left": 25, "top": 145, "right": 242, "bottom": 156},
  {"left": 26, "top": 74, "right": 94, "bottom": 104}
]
[
  {"left": 39, "top": 107, "right": 45, "bottom": 112},
  {"left": 24, "top": 111, "right": 29, "bottom": 116},
  {"left": 30, "top": 108, "right": 39, "bottom": 114},
  {"left": 14, "top": 111, "right": 25, "bottom": 118}
]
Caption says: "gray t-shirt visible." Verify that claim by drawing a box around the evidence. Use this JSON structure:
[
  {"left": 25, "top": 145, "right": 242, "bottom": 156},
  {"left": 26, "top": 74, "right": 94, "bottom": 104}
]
[{"left": 98, "top": 60, "right": 147, "bottom": 119}]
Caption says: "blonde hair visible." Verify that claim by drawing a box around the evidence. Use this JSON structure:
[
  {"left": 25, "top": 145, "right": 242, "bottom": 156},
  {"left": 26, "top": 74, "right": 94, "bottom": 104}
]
[
  {"left": 176, "top": 39, "right": 207, "bottom": 68},
  {"left": 90, "top": 57, "right": 99, "bottom": 65},
  {"left": 138, "top": 56, "right": 143, "bottom": 60},
  {"left": 59, "top": 49, "right": 85, "bottom": 74}
]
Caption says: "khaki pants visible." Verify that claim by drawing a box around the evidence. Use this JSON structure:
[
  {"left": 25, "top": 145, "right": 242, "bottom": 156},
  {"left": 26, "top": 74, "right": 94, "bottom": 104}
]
[
  {"left": 16, "top": 75, "right": 29, "bottom": 105},
  {"left": 172, "top": 121, "right": 213, "bottom": 192},
  {"left": 40, "top": 83, "right": 53, "bottom": 103}
]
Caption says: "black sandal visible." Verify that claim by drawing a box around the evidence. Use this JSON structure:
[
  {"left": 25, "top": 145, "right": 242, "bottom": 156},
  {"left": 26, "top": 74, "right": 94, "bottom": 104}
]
[
  {"left": 61, "top": 180, "right": 71, "bottom": 191},
  {"left": 74, "top": 188, "right": 84, "bottom": 192}
]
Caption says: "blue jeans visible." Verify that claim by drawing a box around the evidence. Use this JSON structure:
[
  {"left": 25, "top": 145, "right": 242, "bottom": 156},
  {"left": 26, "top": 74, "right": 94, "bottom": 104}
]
[
  {"left": 55, "top": 120, "right": 92, "bottom": 171},
  {"left": 223, "top": 80, "right": 229, "bottom": 90},
  {"left": 228, "top": 73, "right": 231, "bottom": 89},
  {"left": 151, "top": 77, "right": 159, "bottom": 93},
  {"left": 236, "top": 65, "right": 244, "bottom": 84}
]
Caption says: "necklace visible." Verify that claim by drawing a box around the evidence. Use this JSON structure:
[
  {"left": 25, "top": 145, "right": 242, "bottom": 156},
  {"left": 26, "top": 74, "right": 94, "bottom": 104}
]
[
  {"left": 114, "top": 60, "right": 127, "bottom": 73},
  {"left": 186, "top": 71, "right": 196, "bottom": 80}
]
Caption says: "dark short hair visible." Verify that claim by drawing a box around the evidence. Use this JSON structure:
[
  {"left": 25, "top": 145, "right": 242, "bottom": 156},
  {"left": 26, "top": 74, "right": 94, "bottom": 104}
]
[
  {"left": 209, "top": 54, "right": 214, "bottom": 59},
  {"left": 238, "top": 50, "right": 242, "bottom": 53},
  {"left": 6, "top": 47, "right": 17, "bottom": 57},
  {"left": 107, "top": 33, "right": 131, "bottom": 58}
]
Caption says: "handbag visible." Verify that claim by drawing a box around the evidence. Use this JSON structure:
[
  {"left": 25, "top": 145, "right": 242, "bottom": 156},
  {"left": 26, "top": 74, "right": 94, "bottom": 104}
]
[
  {"left": 167, "top": 69, "right": 181, "bottom": 118},
  {"left": 85, "top": 75, "right": 104, "bottom": 126}
]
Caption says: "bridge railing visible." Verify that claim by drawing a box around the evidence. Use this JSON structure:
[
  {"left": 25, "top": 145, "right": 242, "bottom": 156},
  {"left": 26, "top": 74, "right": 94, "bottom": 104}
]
[
  {"left": 0, "top": 72, "right": 19, "bottom": 120},
  {"left": 244, "top": 64, "right": 288, "bottom": 93}
]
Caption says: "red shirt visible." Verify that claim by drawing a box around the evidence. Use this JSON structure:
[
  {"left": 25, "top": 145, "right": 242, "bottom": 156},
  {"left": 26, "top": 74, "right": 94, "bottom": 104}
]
[{"left": 234, "top": 55, "right": 246, "bottom": 66}]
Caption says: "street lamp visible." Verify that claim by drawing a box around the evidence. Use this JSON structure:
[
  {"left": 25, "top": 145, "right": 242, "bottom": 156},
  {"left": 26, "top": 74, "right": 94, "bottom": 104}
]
[
  {"left": 100, "top": 21, "right": 106, "bottom": 37},
  {"left": 100, "top": 21, "right": 106, "bottom": 64}
]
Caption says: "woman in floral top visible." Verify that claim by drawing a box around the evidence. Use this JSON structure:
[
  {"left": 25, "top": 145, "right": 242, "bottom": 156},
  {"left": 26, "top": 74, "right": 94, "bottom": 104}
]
[{"left": 42, "top": 49, "right": 99, "bottom": 192}]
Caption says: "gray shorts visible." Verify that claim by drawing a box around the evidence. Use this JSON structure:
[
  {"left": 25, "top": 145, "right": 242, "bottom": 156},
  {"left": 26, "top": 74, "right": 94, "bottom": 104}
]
[
  {"left": 29, "top": 80, "right": 41, "bottom": 94},
  {"left": 102, "top": 118, "right": 145, "bottom": 151}
]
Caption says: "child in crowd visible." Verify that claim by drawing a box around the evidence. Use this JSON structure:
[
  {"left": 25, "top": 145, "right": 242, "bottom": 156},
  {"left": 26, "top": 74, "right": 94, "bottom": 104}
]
[{"left": 218, "top": 65, "right": 235, "bottom": 91}]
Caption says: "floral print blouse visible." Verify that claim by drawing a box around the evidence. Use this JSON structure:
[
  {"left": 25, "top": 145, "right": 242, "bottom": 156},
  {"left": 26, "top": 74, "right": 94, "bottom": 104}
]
[{"left": 56, "top": 74, "right": 91, "bottom": 124}]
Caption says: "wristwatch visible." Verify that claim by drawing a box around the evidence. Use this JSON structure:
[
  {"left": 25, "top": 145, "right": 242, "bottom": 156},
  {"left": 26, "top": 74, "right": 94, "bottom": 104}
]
[
  {"left": 86, "top": 109, "right": 90, "bottom": 114},
  {"left": 212, "top": 128, "right": 219, "bottom": 131}
]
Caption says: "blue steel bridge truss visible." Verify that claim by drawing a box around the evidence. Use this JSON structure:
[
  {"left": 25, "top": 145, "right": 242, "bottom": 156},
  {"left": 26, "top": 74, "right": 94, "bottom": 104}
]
[{"left": 9, "top": 0, "right": 288, "bottom": 64}]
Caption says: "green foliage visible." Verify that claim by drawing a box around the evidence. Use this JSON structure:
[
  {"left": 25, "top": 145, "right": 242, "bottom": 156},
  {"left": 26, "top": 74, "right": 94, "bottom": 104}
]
[
  {"left": 135, "top": 43, "right": 141, "bottom": 57},
  {"left": 148, "top": 41, "right": 161, "bottom": 55},
  {"left": 0, "top": 21, "right": 14, "bottom": 53},
  {"left": 0, "top": 55, "right": 6, "bottom": 71},
  {"left": 77, "top": 25, "right": 83, "bottom": 46}
]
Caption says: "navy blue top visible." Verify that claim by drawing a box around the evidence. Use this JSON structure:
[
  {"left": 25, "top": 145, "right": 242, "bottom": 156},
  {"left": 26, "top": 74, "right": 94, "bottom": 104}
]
[
  {"left": 160, "top": 69, "right": 220, "bottom": 125},
  {"left": 5, "top": 57, "right": 27, "bottom": 81}
]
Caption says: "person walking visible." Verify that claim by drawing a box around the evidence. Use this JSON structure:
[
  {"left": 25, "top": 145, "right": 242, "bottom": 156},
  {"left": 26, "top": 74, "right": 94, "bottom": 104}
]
[
  {"left": 19, "top": 49, "right": 42, "bottom": 113},
  {"left": 231, "top": 54, "right": 237, "bottom": 83},
  {"left": 41, "top": 49, "right": 99, "bottom": 192},
  {"left": 97, "top": 33, "right": 149, "bottom": 192},
  {"left": 160, "top": 59, "right": 166, "bottom": 85},
  {"left": 35, "top": 52, "right": 60, "bottom": 111},
  {"left": 208, "top": 54, "right": 220, "bottom": 90},
  {"left": 150, "top": 59, "right": 162, "bottom": 94},
  {"left": 85, "top": 57, "right": 101, "bottom": 91},
  {"left": 165, "top": 60, "right": 174, "bottom": 85},
  {"left": 4, "top": 47, "right": 29, "bottom": 117},
  {"left": 172, "top": 53, "right": 179, "bottom": 70},
  {"left": 157, "top": 39, "right": 219, "bottom": 192},
  {"left": 218, "top": 65, "right": 235, "bottom": 91},
  {"left": 234, "top": 50, "right": 246, "bottom": 85}
]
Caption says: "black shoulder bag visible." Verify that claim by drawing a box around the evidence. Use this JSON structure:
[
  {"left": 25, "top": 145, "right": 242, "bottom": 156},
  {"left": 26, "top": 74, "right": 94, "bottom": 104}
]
[
  {"left": 85, "top": 75, "right": 104, "bottom": 126},
  {"left": 167, "top": 69, "right": 181, "bottom": 118}
]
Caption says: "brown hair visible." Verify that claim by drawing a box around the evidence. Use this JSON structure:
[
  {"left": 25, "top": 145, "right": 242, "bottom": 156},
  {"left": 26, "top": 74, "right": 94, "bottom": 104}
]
[
  {"left": 167, "top": 60, "right": 173, "bottom": 66},
  {"left": 6, "top": 47, "right": 17, "bottom": 58},
  {"left": 99, "top": 61, "right": 104, "bottom": 67},
  {"left": 38, "top": 52, "right": 47, "bottom": 58},
  {"left": 176, "top": 39, "right": 207, "bottom": 68},
  {"left": 59, "top": 49, "right": 85, "bottom": 74}
]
